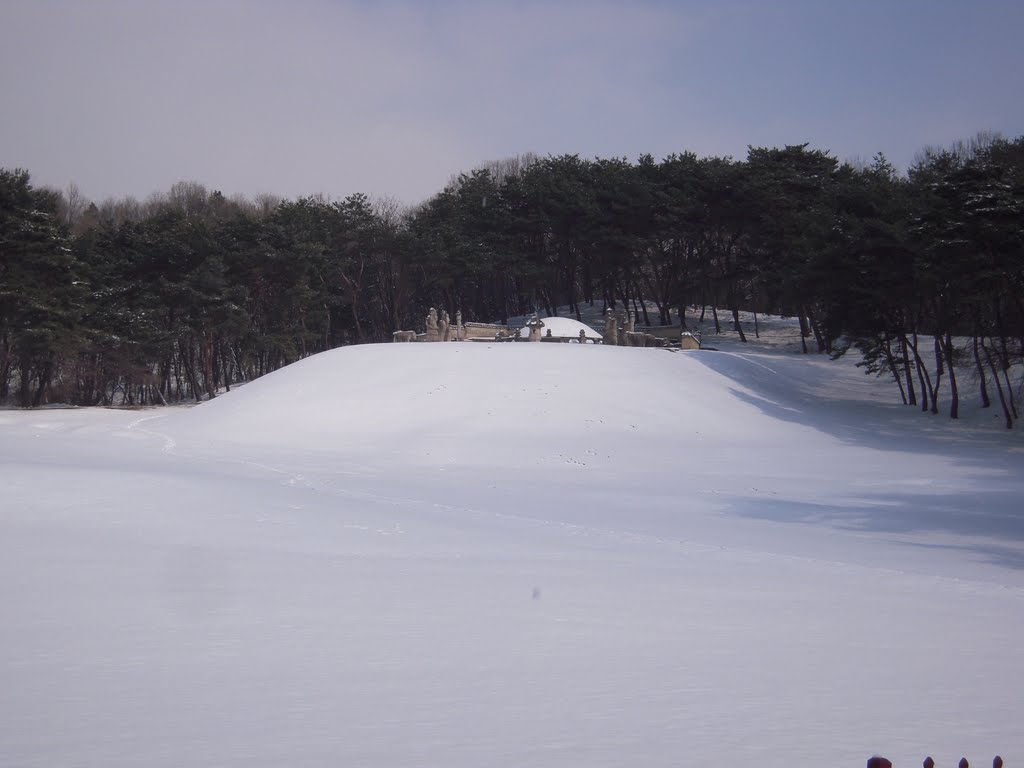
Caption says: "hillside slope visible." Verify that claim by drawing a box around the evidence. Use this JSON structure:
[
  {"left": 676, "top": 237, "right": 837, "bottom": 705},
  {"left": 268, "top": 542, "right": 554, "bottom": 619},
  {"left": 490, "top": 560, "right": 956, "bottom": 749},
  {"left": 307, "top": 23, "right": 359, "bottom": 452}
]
[
  {"left": 2, "top": 339, "right": 1022, "bottom": 768},
  {"left": 166, "top": 341, "right": 1023, "bottom": 570}
]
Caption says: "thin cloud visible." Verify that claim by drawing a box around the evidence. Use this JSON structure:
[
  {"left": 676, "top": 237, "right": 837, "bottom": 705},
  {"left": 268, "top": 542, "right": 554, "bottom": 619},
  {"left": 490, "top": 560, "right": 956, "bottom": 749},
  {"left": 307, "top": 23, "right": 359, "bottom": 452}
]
[{"left": 1, "top": 0, "right": 1021, "bottom": 204}]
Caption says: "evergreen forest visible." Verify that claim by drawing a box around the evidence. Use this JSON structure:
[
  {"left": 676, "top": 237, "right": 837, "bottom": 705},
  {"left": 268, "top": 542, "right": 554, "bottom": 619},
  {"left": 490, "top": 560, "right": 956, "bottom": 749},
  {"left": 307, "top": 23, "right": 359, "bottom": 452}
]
[{"left": 1, "top": 135, "right": 1022, "bottom": 427}]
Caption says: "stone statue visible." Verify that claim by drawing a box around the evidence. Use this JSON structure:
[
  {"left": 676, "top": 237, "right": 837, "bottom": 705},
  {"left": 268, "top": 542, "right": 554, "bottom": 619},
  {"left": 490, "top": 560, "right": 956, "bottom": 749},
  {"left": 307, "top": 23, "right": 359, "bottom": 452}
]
[
  {"left": 616, "top": 310, "right": 630, "bottom": 345},
  {"left": 426, "top": 308, "right": 439, "bottom": 341},
  {"left": 455, "top": 310, "right": 463, "bottom": 340},
  {"left": 526, "top": 313, "right": 545, "bottom": 342},
  {"left": 602, "top": 309, "right": 618, "bottom": 345},
  {"left": 439, "top": 310, "right": 450, "bottom": 341}
]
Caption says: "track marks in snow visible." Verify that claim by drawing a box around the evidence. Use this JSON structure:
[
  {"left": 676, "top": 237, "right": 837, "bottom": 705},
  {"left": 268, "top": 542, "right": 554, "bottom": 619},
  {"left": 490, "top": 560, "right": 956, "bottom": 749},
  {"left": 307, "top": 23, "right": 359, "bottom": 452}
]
[{"left": 127, "top": 414, "right": 177, "bottom": 452}]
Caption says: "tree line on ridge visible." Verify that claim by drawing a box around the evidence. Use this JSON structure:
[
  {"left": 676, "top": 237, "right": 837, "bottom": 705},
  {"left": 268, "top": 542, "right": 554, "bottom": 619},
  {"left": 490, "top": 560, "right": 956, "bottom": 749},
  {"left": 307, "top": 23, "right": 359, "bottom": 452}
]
[{"left": 1, "top": 134, "right": 1021, "bottom": 426}]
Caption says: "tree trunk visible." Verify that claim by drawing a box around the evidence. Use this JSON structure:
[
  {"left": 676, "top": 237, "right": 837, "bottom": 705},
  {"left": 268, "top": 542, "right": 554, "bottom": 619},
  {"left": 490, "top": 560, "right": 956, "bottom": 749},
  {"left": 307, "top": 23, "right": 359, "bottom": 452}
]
[
  {"left": 901, "top": 335, "right": 917, "bottom": 406},
  {"left": 972, "top": 335, "right": 990, "bottom": 408},
  {"left": 203, "top": 334, "right": 216, "bottom": 400},
  {"left": 808, "top": 309, "right": 826, "bottom": 353},
  {"left": 0, "top": 334, "right": 10, "bottom": 401},
  {"left": 220, "top": 345, "right": 232, "bottom": 393},
  {"left": 180, "top": 341, "right": 202, "bottom": 403},
  {"left": 1003, "top": 365, "right": 1019, "bottom": 420},
  {"left": 31, "top": 360, "right": 53, "bottom": 407},
  {"left": 943, "top": 332, "right": 959, "bottom": 419},
  {"left": 731, "top": 306, "right": 747, "bottom": 342},
  {"left": 884, "top": 339, "right": 907, "bottom": 405},
  {"left": 930, "top": 336, "right": 944, "bottom": 415},
  {"left": 18, "top": 357, "right": 32, "bottom": 408},
  {"left": 656, "top": 300, "right": 670, "bottom": 325},
  {"left": 982, "top": 340, "right": 1014, "bottom": 429},
  {"left": 797, "top": 308, "right": 809, "bottom": 354},
  {"left": 635, "top": 294, "right": 651, "bottom": 326},
  {"left": 909, "top": 333, "right": 929, "bottom": 412},
  {"left": 566, "top": 274, "right": 579, "bottom": 320}
]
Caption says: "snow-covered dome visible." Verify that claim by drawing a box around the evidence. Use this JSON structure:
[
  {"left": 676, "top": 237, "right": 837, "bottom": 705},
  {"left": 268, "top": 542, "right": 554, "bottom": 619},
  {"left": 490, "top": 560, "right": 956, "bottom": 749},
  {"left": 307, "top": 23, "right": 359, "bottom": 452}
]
[{"left": 517, "top": 315, "right": 602, "bottom": 341}]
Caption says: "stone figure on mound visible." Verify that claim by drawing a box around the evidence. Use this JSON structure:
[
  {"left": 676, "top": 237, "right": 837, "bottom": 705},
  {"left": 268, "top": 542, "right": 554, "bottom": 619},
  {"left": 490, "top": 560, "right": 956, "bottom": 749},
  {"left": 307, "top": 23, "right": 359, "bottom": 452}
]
[
  {"left": 526, "top": 313, "right": 545, "bottom": 342},
  {"left": 440, "top": 310, "right": 451, "bottom": 341},
  {"left": 426, "top": 308, "right": 440, "bottom": 341},
  {"left": 616, "top": 310, "right": 634, "bottom": 345},
  {"left": 603, "top": 309, "right": 618, "bottom": 345}
]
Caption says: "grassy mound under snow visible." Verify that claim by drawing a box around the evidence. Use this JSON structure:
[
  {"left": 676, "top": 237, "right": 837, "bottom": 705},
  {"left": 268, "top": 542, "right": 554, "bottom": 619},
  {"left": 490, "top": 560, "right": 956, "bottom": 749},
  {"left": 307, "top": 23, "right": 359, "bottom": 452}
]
[{"left": 167, "top": 342, "right": 826, "bottom": 468}]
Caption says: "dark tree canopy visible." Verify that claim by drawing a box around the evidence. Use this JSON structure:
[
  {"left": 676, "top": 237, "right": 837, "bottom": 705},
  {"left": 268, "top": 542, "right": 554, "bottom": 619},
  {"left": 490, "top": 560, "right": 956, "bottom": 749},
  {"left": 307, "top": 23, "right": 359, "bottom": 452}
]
[{"left": 2, "top": 135, "right": 1022, "bottom": 426}]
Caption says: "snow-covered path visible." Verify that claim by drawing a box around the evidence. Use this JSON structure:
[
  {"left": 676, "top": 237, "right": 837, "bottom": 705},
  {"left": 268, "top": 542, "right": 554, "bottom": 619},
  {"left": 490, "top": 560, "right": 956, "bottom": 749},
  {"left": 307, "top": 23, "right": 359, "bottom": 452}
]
[{"left": 2, "top": 342, "right": 1022, "bottom": 767}]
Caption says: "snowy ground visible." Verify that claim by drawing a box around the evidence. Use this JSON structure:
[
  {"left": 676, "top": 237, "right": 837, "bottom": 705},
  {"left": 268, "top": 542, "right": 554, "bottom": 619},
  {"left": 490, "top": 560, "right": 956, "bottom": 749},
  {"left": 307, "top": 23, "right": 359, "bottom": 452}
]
[{"left": 2, "top": 318, "right": 1022, "bottom": 768}]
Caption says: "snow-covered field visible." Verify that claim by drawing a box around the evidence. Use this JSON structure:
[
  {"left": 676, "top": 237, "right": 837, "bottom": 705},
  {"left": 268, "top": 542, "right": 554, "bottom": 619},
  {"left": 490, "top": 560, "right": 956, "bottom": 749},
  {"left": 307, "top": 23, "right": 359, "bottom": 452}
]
[{"left": 2, "top": 319, "right": 1022, "bottom": 768}]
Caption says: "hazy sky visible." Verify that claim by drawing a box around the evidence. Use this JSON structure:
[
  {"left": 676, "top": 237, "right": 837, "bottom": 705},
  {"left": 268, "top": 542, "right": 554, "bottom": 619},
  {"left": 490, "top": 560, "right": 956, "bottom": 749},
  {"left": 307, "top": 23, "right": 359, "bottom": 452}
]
[{"left": 2, "top": 0, "right": 1022, "bottom": 206}]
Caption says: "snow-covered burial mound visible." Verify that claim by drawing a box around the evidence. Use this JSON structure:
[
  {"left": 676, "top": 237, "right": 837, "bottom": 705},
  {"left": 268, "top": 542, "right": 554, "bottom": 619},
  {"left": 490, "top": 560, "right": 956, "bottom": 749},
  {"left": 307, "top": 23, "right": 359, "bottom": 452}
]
[
  {"left": 168, "top": 342, "right": 807, "bottom": 469},
  {"left": 166, "top": 339, "right": 1024, "bottom": 586}
]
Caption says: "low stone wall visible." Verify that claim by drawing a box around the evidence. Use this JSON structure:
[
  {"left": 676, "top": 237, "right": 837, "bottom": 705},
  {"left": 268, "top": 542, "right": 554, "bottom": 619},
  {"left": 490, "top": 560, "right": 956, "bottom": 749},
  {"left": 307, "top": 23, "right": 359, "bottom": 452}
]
[
  {"left": 624, "top": 331, "right": 663, "bottom": 347},
  {"left": 679, "top": 332, "right": 701, "bottom": 350},
  {"left": 461, "top": 322, "right": 512, "bottom": 341},
  {"left": 395, "top": 312, "right": 700, "bottom": 348},
  {"left": 637, "top": 325, "right": 687, "bottom": 339},
  {"left": 635, "top": 326, "right": 701, "bottom": 349}
]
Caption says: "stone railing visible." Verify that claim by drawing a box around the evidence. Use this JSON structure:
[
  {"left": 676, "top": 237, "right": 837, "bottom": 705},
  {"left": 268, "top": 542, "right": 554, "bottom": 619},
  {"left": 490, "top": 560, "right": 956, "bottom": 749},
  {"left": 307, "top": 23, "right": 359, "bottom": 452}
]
[
  {"left": 867, "top": 755, "right": 1004, "bottom": 768},
  {"left": 394, "top": 309, "right": 701, "bottom": 348}
]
